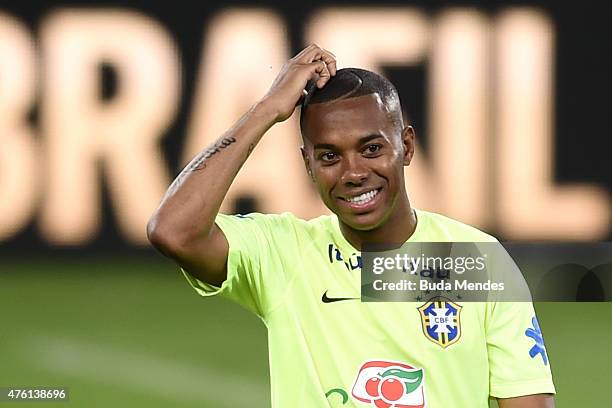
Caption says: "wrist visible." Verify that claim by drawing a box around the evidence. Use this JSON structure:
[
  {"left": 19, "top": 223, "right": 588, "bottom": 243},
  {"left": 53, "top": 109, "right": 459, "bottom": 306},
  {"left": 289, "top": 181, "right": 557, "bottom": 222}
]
[{"left": 251, "top": 97, "right": 281, "bottom": 124}]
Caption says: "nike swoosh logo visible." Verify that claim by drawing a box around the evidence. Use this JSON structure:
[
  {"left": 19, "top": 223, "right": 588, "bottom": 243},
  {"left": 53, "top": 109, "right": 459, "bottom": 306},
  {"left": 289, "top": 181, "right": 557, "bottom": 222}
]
[{"left": 321, "top": 290, "right": 359, "bottom": 303}]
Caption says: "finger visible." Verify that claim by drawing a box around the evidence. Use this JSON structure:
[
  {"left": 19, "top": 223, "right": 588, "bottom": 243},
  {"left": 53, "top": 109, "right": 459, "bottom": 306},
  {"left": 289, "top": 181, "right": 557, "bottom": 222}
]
[
  {"left": 292, "top": 43, "right": 321, "bottom": 61},
  {"left": 309, "top": 49, "right": 336, "bottom": 76},
  {"left": 320, "top": 49, "right": 337, "bottom": 76},
  {"left": 294, "top": 44, "right": 337, "bottom": 77},
  {"left": 310, "top": 60, "right": 331, "bottom": 88}
]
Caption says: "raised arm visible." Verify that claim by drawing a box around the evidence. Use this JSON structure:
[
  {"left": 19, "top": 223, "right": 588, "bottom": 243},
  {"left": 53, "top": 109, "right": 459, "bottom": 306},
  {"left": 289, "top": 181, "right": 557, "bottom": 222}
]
[{"left": 147, "top": 44, "right": 337, "bottom": 286}]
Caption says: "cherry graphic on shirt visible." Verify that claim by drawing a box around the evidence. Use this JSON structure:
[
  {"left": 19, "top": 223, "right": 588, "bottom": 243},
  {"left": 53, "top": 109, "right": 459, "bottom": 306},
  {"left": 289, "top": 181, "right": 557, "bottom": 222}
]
[
  {"left": 380, "top": 377, "right": 405, "bottom": 402},
  {"left": 365, "top": 374, "right": 405, "bottom": 407},
  {"left": 352, "top": 362, "right": 424, "bottom": 408},
  {"left": 365, "top": 376, "right": 381, "bottom": 397}
]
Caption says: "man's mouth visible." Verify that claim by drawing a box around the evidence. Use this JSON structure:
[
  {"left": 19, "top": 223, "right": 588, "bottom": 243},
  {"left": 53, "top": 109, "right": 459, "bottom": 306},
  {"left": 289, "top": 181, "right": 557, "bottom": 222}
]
[{"left": 342, "top": 188, "right": 382, "bottom": 206}]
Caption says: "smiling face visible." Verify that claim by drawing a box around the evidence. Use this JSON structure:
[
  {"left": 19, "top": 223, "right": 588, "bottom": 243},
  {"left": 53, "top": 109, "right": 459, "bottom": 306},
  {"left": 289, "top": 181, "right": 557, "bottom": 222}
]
[{"left": 301, "top": 93, "right": 415, "bottom": 238}]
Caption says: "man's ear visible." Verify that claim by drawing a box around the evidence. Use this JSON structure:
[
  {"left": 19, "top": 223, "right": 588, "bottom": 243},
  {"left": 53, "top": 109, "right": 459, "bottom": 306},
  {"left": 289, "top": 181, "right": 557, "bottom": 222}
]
[
  {"left": 401, "top": 126, "right": 416, "bottom": 166},
  {"left": 300, "top": 146, "right": 314, "bottom": 181}
]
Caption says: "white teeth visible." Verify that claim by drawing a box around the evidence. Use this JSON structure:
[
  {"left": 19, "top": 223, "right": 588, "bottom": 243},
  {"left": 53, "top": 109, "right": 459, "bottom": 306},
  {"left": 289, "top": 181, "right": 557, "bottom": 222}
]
[{"left": 347, "top": 189, "right": 378, "bottom": 205}]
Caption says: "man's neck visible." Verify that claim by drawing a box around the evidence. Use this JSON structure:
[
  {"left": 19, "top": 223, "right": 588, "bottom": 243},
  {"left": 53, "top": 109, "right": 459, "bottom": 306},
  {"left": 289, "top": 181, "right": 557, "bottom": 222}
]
[{"left": 338, "top": 198, "right": 417, "bottom": 250}]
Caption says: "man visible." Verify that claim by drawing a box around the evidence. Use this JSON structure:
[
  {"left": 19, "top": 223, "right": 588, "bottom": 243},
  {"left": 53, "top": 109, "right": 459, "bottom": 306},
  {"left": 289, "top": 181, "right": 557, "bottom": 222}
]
[{"left": 147, "top": 44, "right": 555, "bottom": 407}]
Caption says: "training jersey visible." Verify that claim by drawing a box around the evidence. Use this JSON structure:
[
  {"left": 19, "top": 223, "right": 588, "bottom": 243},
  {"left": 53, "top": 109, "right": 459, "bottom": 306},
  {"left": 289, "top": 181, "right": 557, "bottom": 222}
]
[{"left": 182, "top": 209, "right": 555, "bottom": 407}]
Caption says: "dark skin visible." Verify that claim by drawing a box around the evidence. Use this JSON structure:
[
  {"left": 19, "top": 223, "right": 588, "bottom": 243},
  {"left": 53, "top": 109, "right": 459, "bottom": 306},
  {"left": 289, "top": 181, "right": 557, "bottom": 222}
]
[
  {"left": 301, "top": 93, "right": 417, "bottom": 249},
  {"left": 498, "top": 395, "right": 555, "bottom": 408},
  {"left": 148, "top": 44, "right": 554, "bottom": 407},
  {"left": 147, "top": 44, "right": 337, "bottom": 287}
]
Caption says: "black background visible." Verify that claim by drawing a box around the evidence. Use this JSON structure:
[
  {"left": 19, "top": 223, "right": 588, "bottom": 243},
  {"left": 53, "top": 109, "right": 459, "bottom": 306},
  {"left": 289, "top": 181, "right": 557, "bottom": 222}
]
[{"left": 1, "top": 0, "right": 610, "bottom": 254}]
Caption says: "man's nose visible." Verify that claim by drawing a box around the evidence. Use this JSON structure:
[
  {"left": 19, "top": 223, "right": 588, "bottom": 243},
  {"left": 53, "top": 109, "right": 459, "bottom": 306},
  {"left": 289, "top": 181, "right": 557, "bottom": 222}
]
[{"left": 341, "top": 156, "right": 369, "bottom": 185}]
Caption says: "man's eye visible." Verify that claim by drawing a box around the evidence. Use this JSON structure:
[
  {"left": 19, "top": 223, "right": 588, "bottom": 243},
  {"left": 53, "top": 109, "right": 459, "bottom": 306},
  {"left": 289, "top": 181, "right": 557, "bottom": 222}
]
[
  {"left": 364, "top": 144, "right": 382, "bottom": 154},
  {"left": 320, "top": 152, "right": 337, "bottom": 162}
]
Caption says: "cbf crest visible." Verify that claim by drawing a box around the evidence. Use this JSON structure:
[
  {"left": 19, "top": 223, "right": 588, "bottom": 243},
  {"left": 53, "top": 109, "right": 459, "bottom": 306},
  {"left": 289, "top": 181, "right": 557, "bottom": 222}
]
[{"left": 418, "top": 299, "right": 462, "bottom": 348}]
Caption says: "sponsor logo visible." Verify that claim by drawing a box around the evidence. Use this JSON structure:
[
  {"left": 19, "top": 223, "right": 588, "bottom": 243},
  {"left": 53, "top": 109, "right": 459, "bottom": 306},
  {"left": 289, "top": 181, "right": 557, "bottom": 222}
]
[
  {"left": 351, "top": 360, "right": 425, "bottom": 408},
  {"left": 321, "top": 290, "right": 359, "bottom": 304},
  {"left": 328, "top": 243, "right": 362, "bottom": 271},
  {"left": 525, "top": 316, "right": 549, "bottom": 366},
  {"left": 418, "top": 299, "right": 462, "bottom": 348}
]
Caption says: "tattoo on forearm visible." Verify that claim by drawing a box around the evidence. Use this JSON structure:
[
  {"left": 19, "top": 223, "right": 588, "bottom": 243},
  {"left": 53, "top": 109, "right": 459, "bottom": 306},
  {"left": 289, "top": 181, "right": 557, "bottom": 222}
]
[
  {"left": 165, "top": 136, "right": 238, "bottom": 196},
  {"left": 186, "top": 136, "right": 237, "bottom": 172}
]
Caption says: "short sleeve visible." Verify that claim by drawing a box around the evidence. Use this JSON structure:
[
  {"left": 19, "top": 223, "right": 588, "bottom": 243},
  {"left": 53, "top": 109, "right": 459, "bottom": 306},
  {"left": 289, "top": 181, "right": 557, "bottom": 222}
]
[
  {"left": 181, "top": 213, "right": 294, "bottom": 318},
  {"left": 486, "top": 302, "right": 556, "bottom": 398}
]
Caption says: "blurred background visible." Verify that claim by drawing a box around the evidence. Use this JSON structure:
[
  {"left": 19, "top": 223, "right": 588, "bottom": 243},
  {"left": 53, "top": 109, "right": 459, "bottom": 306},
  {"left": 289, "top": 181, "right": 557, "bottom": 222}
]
[{"left": 0, "top": 0, "right": 610, "bottom": 406}]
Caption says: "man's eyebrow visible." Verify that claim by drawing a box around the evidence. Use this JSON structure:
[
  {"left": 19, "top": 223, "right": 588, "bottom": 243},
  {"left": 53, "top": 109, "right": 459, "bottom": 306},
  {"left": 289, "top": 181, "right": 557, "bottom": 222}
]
[
  {"left": 358, "top": 134, "right": 384, "bottom": 144},
  {"left": 313, "top": 143, "right": 337, "bottom": 150},
  {"left": 313, "top": 134, "right": 385, "bottom": 150}
]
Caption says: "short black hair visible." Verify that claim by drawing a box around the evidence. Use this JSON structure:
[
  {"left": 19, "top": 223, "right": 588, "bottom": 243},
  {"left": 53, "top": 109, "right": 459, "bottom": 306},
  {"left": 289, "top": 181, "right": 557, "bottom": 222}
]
[{"left": 300, "top": 67, "right": 404, "bottom": 132}]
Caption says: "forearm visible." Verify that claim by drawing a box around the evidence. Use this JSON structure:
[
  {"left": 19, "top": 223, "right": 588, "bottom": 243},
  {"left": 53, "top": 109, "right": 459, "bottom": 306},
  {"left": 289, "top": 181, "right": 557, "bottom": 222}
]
[
  {"left": 148, "top": 101, "right": 277, "bottom": 244},
  {"left": 497, "top": 394, "right": 555, "bottom": 408},
  {"left": 147, "top": 44, "right": 335, "bottom": 272}
]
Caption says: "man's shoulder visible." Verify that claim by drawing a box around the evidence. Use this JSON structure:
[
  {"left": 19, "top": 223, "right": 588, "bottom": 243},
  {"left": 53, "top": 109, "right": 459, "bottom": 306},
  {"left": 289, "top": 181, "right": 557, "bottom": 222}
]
[
  {"left": 416, "top": 209, "right": 498, "bottom": 242},
  {"left": 220, "top": 211, "right": 334, "bottom": 234}
]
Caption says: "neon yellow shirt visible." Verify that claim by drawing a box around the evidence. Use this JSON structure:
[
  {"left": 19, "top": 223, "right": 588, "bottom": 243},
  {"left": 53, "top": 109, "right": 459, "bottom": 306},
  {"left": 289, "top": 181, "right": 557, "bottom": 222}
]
[{"left": 182, "top": 209, "right": 555, "bottom": 407}]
